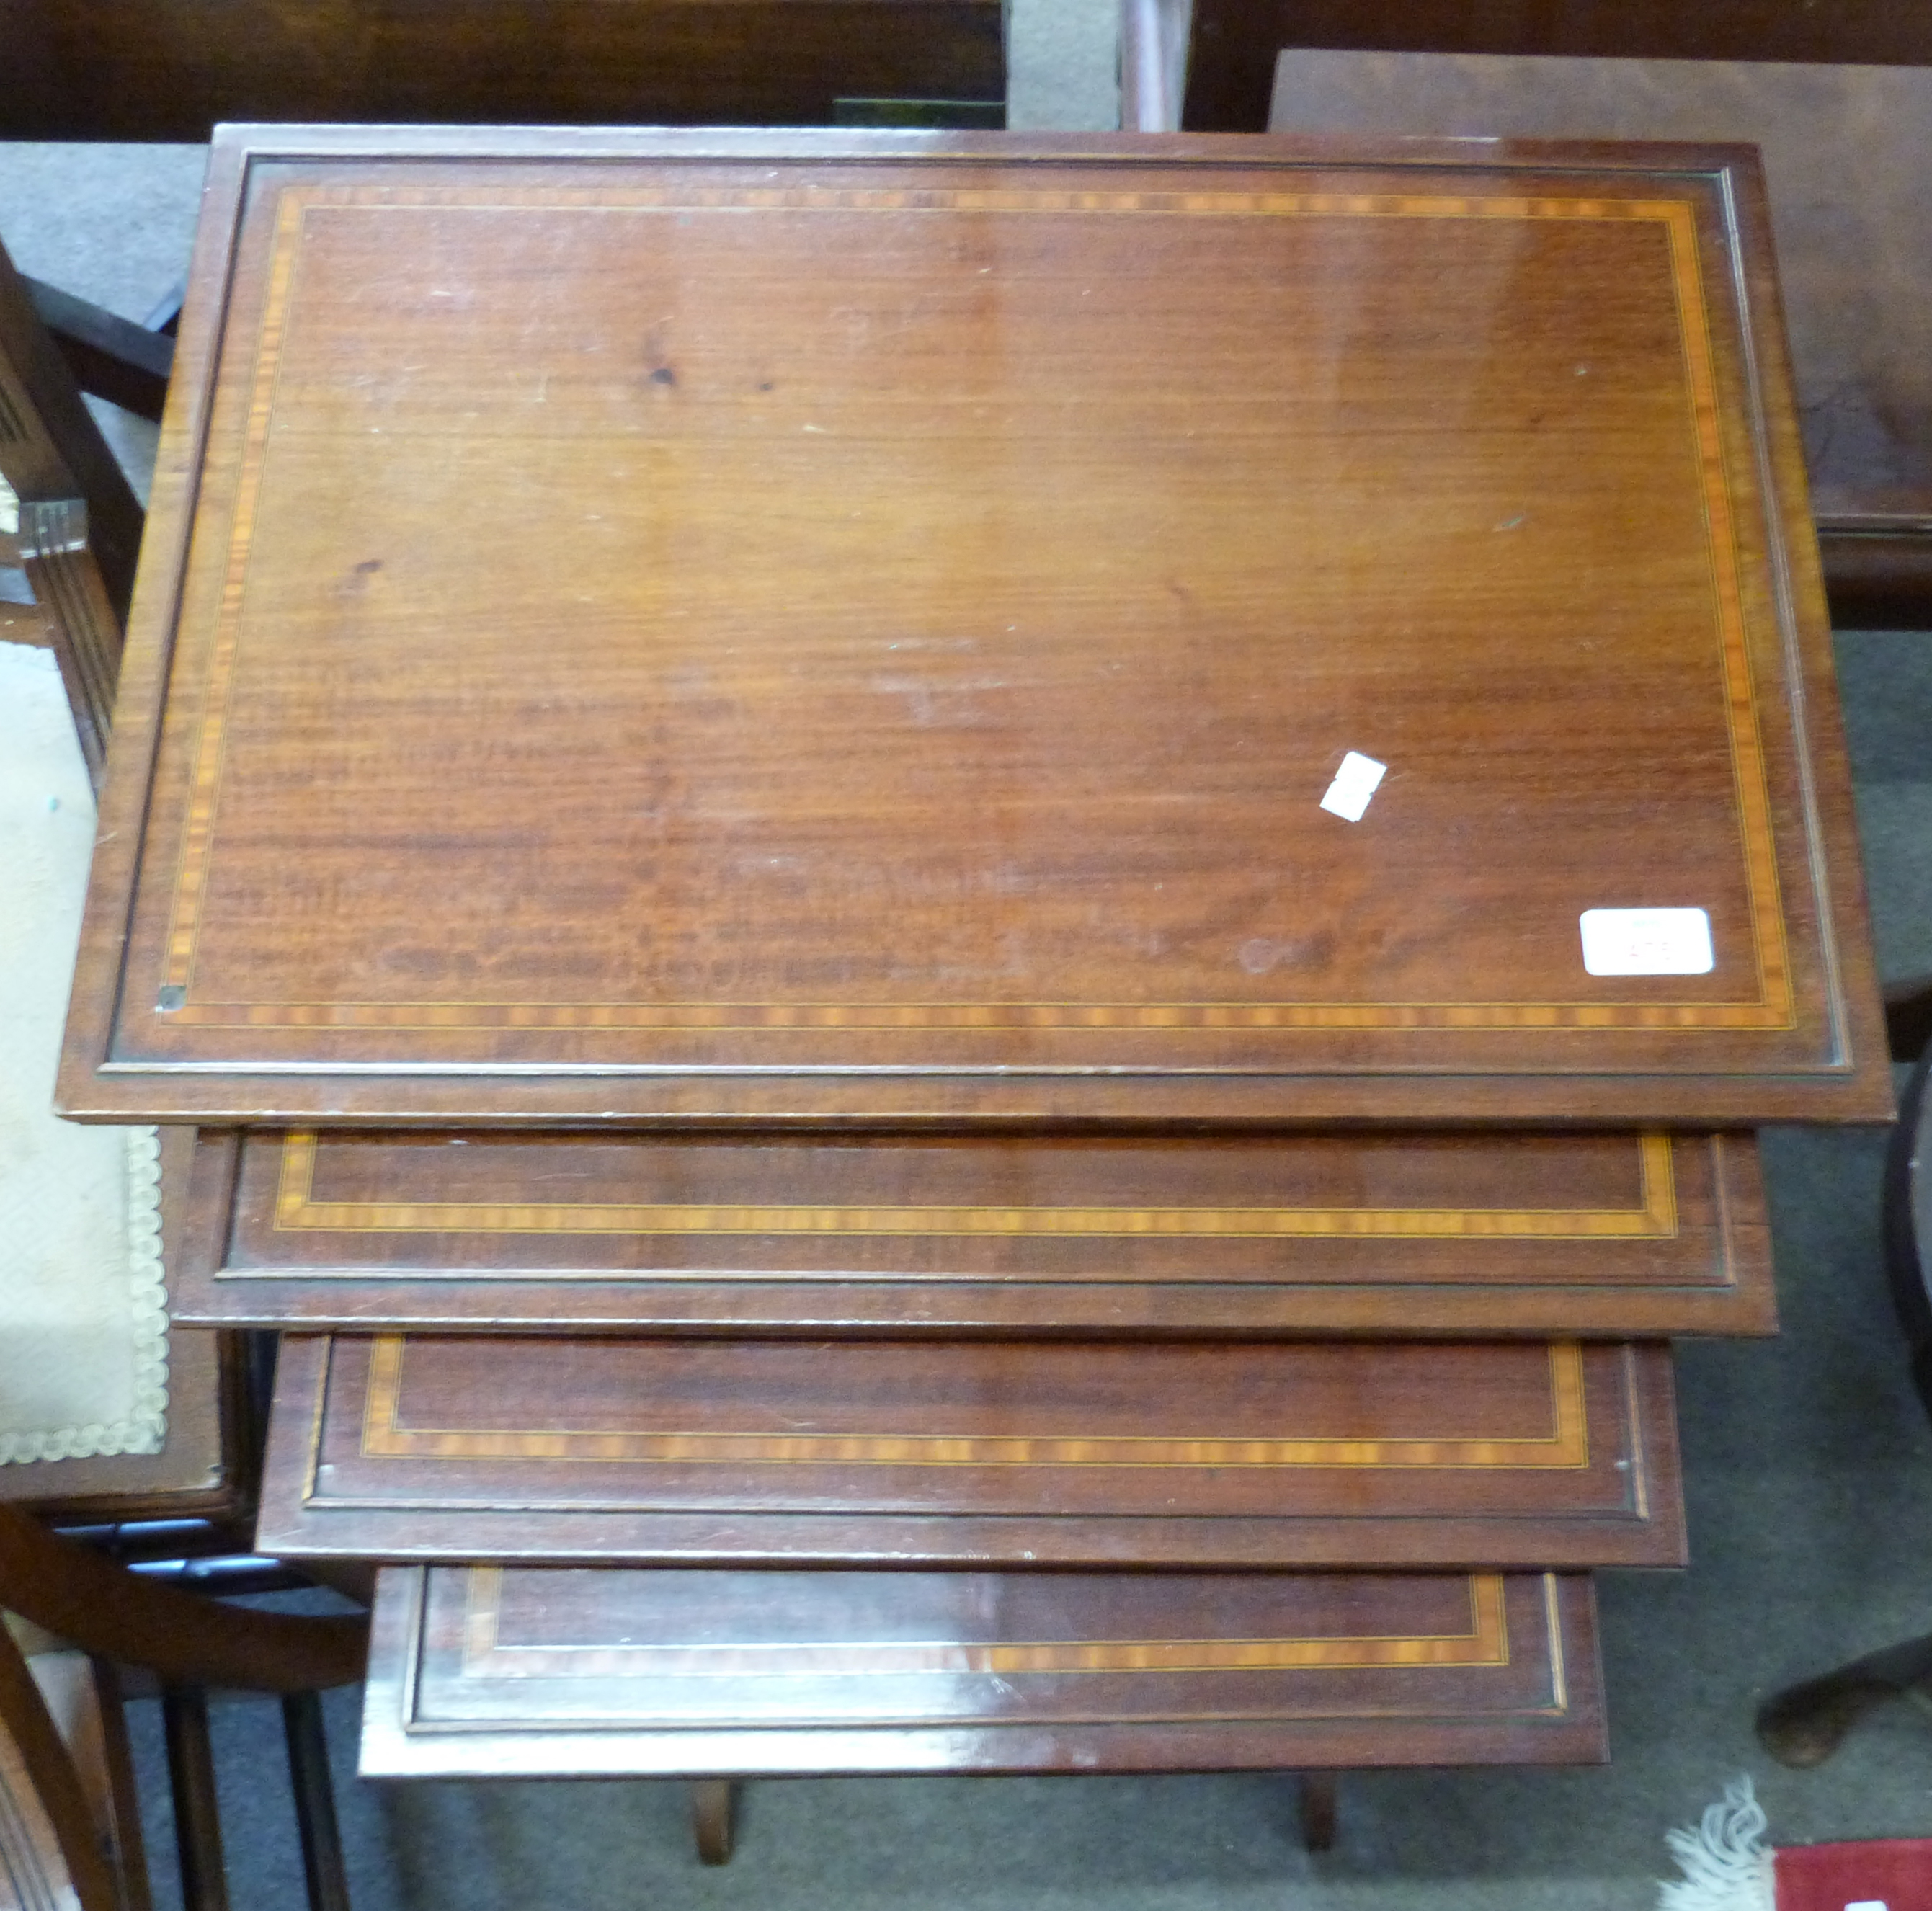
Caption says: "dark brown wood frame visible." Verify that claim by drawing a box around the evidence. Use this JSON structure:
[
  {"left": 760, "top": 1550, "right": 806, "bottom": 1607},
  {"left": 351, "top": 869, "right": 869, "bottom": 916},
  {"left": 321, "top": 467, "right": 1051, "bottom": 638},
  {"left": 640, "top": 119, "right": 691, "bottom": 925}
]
[
  {"left": 171, "top": 1126, "right": 1776, "bottom": 1340},
  {"left": 254, "top": 1332, "right": 1685, "bottom": 1569}
]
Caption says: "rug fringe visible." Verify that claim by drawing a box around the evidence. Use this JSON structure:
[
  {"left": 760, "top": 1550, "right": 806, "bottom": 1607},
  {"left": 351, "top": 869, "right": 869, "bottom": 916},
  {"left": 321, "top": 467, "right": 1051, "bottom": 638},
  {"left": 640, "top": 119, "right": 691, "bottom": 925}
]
[{"left": 1658, "top": 1776, "right": 1776, "bottom": 1911}]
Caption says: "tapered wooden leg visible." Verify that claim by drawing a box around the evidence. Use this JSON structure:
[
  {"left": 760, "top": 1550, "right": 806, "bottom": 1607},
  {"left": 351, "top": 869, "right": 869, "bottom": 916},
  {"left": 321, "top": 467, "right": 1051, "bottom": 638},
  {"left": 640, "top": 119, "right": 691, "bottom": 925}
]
[
  {"left": 1757, "top": 1629, "right": 1932, "bottom": 1768},
  {"left": 161, "top": 1687, "right": 229, "bottom": 1911},
  {"left": 1299, "top": 1771, "right": 1337, "bottom": 1852},
  {"left": 282, "top": 1691, "right": 352, "bottom": 1911},
  {"left": 690, "top": 1778, "right": 737, "bottom": 1865}
]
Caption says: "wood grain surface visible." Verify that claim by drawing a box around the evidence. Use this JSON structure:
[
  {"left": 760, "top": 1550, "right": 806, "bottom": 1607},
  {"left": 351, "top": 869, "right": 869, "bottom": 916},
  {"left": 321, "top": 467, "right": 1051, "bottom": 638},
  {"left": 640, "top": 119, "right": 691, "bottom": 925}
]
[
  {"left": 58, "top": 129, "right": 1886, "bottom": 1128},
  {"left": 360, "top": 1562, "right": 1605, "bottom": 1775},
  {"left": 0, "top": 0, "right": 1005, "bottom": 140},
  {"left": 1183, "top": 0, "right": 1932, "bottom": 133},
  {"left": 173, "top": 1125, "right": 1773, "bottom": 1337},
  {"left": 256, "top": 1332, "right": 1683, "bottom": 1568}
]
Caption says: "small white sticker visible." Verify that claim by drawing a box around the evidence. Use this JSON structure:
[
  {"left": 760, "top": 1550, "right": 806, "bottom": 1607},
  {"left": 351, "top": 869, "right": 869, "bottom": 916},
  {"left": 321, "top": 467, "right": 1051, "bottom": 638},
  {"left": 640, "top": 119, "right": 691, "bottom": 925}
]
[
  {"left": 1844, "top": 1902, "right": 1888, "bottom": 1911},
  {"left": 1580, "top": 908, "right": 1714, "bottom": 976},
  {"left": 1319, "top": 752, "right": 1387, "bottom": 822}
]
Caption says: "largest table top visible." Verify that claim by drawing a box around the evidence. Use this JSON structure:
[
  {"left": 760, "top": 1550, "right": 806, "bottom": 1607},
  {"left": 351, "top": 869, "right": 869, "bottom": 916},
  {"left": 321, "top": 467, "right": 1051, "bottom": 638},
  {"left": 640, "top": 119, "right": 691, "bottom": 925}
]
[{"left": 61, "top": 128, "right": 1887, "bottom": 1126}]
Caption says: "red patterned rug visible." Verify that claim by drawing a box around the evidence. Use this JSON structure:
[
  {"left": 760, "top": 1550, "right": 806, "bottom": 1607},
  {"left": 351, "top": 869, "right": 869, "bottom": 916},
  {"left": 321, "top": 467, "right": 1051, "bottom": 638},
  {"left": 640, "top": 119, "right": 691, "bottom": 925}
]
[{"left": 1662, "top": 1778, "right": 1931, "bottom": 1910}]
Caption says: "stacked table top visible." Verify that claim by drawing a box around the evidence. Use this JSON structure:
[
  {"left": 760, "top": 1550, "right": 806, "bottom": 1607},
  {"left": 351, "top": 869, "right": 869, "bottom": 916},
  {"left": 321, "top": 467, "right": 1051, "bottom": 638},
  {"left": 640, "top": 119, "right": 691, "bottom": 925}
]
[{"left": 61, "top": 126, "right": 1889, "bottom": 1793}]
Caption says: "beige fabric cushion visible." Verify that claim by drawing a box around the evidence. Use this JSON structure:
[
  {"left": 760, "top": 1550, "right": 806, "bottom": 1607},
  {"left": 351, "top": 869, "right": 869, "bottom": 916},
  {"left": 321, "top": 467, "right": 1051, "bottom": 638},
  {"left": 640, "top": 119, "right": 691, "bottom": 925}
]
[{"left": 0, "top": 641, "right": 165, "bottom": 1464}]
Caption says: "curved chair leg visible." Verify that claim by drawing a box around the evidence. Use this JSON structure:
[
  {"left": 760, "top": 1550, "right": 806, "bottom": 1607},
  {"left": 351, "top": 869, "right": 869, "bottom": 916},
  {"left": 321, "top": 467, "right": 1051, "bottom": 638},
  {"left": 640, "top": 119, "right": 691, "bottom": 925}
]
[
  {"left": 1756, "top": 1629, "right": 1932, "bottom": 1768},
  {"left": 1299, "top": 1771, "right": 1337, "bottom": 1852},
  {"left": 690, "top": 1778, "right": 738, "bottom": 1866}
]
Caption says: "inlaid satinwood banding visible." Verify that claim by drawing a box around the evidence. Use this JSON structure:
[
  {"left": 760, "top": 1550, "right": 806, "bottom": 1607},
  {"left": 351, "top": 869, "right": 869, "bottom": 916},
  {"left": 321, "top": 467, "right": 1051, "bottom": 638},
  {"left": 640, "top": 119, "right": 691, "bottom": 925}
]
[
  {"left": 156, "top": 181, "right": 1790, "bottom": 1032},
  {"left": 355, "top": 1335, "right": 1591, "bottom": 1471},
  {"left": 455, "top": 1563, "right": 1514, "bottom": 1679},
  {"left": 273, "top": 1129, "right": 1678, "bottom": 1241}
]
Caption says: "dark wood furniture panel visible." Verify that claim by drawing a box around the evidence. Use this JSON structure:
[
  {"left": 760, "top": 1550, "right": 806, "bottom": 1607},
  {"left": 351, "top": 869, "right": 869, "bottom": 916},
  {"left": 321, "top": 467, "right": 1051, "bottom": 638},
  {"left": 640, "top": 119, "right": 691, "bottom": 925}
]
[
  {"left": 0, "top": 1, "right": 1004, "bottom": 140},
  {"left": 1259, "top": 52, "right": 1932, "bottom": 625},
  {"left": 1183, "top": 1, "right": 1932, "bottom": 133},
  {"left": 361, "top": 1562, "right": 1606, "bottom": 1776},
  {"left": 58, "top": 129, "right": 1888, "bottom": 1128},
  {"left": 257, "top": 1332, "right": 1683, "bottom": 1568},
  {"left": 174, "top": 1126, "right": 1773, "bottom": 1337}
]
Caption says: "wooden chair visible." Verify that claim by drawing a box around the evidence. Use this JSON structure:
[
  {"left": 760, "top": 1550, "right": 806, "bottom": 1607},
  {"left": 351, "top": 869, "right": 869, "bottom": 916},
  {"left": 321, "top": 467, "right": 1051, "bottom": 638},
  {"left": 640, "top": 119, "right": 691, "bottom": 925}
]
[
  {"left": 0, "top": 230, "right": 142, "bottom": 788},
  {"left": 1, "top": 1507, "right": 368, "bottom": 1911},
  {"left": 2, "top": 226, "right": 365, "bottom": 1906},
  {"left": 1, "top": 223, "right": 244, "bottom": 1533}
]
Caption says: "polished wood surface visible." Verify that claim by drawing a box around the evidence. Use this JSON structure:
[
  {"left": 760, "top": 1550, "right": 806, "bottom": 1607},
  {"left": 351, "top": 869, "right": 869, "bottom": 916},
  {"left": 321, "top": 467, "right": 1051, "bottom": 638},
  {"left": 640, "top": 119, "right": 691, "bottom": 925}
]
[
  {"left": 1183, "top": 0, "right": 1932, "bottom": 133},
  {"left": 360, "top": 1563, "right": 1605, "bottom": 1776},
  {"left": 61, "top": 128, "right": 1887, "bottom": 1128},
  {"left": 0, "top": 1, "right": 1004, "bottom": 140},
  {"left": 256, "top": 1332, "right": 1682, "bottom": 1567},
  {"left": 1260, "top": 53, "right": 1932, "bottom": 620},
  {"left": 174, "top": 1126, "right": 1773, "bottom": 1337}
]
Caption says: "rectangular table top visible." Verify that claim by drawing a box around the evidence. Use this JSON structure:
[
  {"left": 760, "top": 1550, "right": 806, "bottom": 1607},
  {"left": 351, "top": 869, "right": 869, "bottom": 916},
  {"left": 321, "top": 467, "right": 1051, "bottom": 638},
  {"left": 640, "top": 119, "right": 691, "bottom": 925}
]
[
  {"left": 177, "top": 1124, "right": 1772, "bottom": 1337},
  {"left": 363, "top": 1564, "right": 1605, "bottom": 1776},
  {"left": 257, "top": 1330, "right": 1683, "bottom": 1569},
  {"left": 61, "top": 127, "right": 1887, "bottom": 1126}
]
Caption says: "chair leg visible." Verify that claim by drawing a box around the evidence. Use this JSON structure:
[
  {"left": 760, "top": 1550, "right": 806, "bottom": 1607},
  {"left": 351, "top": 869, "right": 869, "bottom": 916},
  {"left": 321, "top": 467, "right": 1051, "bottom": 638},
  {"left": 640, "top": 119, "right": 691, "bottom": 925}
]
[
  {"left": 92, "top": 1660, "right": 154, "bottom": 1911},
  {"left": 690, "top": 1778, "right": 737, "bottom": 1865},
  {"left": 1756, "top": 1627, "right": 1932, "bottom": 1768},
  {"left": 282, "top": 1691, "right": 351, "bottom": 1911},
  {"left": 1298, "top": 1771, "right": 1337, "bottom": 1852},
  {"left": 160, "top": 1687, "right": 228, "bottom": 1911}
]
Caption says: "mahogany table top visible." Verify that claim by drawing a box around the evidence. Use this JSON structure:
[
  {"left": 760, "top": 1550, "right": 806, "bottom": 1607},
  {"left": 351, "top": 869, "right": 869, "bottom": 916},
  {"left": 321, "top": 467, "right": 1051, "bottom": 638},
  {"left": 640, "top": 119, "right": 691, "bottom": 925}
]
[
  {"left": 61, "top": 127, "right": 1887, "bottom": 1126},
  {"left": 257, "top": 1331, "right": 1682, "bottom": 1569},
  {"left": 362, "top": 1563, "right": 1606, "bottom": 1776},
  {"left": 177, "top": 1124, "right": 1772, "bottom": 1337}
]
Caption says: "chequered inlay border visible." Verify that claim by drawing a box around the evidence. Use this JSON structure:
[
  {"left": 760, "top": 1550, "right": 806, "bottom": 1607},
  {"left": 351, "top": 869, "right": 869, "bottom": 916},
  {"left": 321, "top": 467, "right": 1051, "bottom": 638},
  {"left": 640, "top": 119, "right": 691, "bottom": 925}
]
[
  {"left": 453, "top": 1564, "right": 1514, "bottom": 1678},
  {"left": 352, "top": 1336, "right": 1592, "bottom": 1471},
  {"left": 272, "top": 1131, "right": 1677, "bottom": 1242},
  {"left": 152, "top": 177, "right": 1790, "bottom": 1034}
]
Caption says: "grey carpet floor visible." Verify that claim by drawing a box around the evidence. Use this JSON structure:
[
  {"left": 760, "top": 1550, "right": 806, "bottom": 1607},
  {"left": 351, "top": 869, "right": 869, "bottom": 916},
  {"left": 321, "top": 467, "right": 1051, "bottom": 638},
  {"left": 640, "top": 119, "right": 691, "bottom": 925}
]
[{"left": 6, "top": 22, "right": 1932, "bottom": 1903}]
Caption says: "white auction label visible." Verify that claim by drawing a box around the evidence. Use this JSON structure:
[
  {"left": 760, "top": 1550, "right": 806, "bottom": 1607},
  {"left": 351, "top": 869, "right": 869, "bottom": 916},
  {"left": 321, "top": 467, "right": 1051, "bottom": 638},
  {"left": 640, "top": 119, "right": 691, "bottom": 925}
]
[
  {"left": 1319, "top": 751, "right": 1386, "bottom": 822},
  {"left": 1579, "top": 908, "right": 1714, "bottom": 977}
]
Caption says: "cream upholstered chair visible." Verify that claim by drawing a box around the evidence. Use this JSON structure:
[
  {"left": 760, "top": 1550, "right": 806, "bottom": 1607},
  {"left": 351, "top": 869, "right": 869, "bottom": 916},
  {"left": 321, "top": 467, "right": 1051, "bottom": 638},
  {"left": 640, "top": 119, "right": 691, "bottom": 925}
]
[{"left": 0, "top": 227, "right": 367, "bottom": 1910}]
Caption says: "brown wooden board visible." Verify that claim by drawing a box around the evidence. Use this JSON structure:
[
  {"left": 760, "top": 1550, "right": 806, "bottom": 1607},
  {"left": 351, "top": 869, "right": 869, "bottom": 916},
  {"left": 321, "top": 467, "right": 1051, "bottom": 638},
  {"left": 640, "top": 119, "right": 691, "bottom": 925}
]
[
  {"left": 257, "top": 1332, "right": 1683, "bottom": 1568},
  {"left": 59, "top": 128, "right": 1887, "bottom": 1128},
  {"left": 0, "top": 1, "right": 1005, "bottom": 141},
  {"left": 174, "top": 1126, "right": 1773, "bottom": 1337},
  {"left": 1182, "top": 0, "right": 1932, "bottom": 134},
  {"left": 361, "top": 1562, "right": 1606, "bottom": 1776}
]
